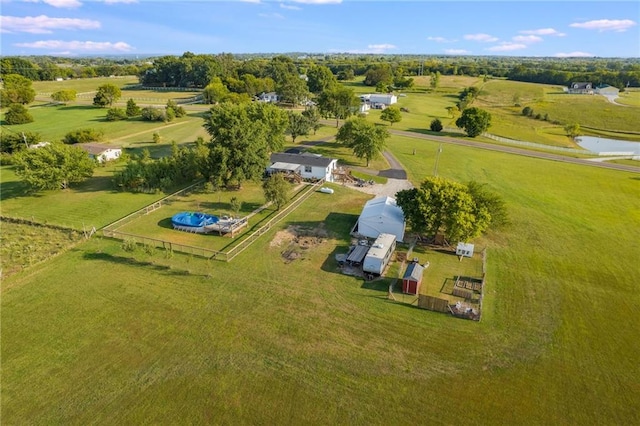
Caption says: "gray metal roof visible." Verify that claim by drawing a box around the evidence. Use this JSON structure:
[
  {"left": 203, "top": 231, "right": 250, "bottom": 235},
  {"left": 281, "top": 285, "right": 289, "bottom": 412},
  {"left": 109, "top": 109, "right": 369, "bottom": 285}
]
[
  {"left": 270, "top": 152, "right": 335, "bottom": 168},
  {"left": 403, "top": 262, "right": 424, "bottom": 282},
  {"left": 347, "top": 245, "right": 369, "bottom": 264}
]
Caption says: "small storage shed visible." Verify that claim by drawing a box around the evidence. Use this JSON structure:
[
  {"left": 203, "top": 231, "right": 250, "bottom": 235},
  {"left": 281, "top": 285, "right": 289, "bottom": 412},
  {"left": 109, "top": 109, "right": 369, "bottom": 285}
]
[
  {"left": 456, "top": 242, "right": 475, "bottom": 258},
  {"left": 402, "top": 262, "right": 424, "bottom": 295}
]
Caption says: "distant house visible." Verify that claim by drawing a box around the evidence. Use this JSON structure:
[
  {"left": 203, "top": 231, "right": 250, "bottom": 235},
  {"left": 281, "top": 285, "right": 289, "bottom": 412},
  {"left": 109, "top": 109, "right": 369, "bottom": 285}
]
[
  {"left": 402, "top": 261, "right": 425, "bottom": 295},
  {"left": 78, "top": 143, "right": 122, "bottom": 163},
  {"left": 258, "top": 92, "right": 279, "bottom": 103},
  {"left": 360, "top": 94, "right": 398, "bottom": 106},
  {"left": 267, "top": 152, "right": 338, "bottom": 182},
  {"left": 359, "top": 103, "right": 371, "bottom": 114},
  {"left": 352, "top": 196, "right": 406, "bottom": 242},
  {"left": 568, "top": 82, "right": 594, "bottom": 94}
]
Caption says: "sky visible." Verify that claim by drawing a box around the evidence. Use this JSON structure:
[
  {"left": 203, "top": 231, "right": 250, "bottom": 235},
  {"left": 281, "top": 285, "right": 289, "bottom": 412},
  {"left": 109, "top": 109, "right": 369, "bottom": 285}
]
[{"left": 1, "top": 0, "right": 639, "bottom": 58}]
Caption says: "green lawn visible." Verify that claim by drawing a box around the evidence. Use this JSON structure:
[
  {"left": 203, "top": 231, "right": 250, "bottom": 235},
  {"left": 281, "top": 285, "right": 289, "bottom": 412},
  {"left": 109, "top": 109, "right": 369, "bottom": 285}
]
[{"left": 3, "top": 132, "right": 640, "bottom": 423}]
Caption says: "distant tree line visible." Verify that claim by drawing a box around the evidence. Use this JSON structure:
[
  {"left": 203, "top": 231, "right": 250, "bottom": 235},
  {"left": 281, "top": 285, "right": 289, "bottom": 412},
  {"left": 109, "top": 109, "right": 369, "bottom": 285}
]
[{"left": 3, "top": 53, "right": 639, "bottom": 89}]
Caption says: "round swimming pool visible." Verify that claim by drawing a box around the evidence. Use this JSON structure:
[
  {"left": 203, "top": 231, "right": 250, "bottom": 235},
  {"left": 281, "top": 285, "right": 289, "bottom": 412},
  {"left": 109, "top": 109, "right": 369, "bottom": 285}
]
[{"left": 171, "top": 212, "right": 219, "bottom": 228}]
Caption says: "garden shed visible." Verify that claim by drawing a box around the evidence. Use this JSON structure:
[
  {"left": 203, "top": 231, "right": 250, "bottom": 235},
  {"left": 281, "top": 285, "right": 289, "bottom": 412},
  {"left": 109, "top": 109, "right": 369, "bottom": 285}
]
[
  {"left": 402, "top": 262, "right": 424, "bottom": 295},
  {"left": 352, "top": 196, "right": 405, "bottom": 242}
]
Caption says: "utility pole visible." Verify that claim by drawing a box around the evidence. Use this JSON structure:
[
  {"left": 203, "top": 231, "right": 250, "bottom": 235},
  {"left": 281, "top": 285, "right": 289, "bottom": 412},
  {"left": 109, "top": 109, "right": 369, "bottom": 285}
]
[
  {"left": 21, "top": 132, "right": 29, "bottom": 149},
  {"left": 433, "top": 144, "right": 443, "bottom": 176}
]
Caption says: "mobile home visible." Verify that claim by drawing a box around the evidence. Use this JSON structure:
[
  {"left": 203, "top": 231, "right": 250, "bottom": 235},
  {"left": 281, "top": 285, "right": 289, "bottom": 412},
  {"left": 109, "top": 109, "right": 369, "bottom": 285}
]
[{"left": 362, "top": 233, "right": 396, "bottom": 275}]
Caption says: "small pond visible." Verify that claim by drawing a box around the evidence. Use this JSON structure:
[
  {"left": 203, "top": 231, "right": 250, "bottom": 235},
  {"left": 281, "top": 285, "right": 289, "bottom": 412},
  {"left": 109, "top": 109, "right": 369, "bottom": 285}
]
[{"left": 577, "top": 136, "right": 640, "bottom": 155}]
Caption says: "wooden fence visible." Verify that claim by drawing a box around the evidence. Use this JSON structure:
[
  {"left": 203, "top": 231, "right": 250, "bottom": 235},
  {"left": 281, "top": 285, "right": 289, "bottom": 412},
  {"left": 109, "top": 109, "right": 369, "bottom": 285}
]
[
  {"left": 417, "top": 295, "right": 451, "bottom": 313},
  {"left": 101, "top": 179, "right": 325, "bottom": 262}
]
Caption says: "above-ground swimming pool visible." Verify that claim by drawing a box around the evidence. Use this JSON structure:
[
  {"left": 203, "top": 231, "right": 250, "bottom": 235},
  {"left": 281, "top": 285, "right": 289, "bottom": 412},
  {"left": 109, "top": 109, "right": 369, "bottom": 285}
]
[{"left": 171, "top": 212, "right": 219, "bottom": 229}]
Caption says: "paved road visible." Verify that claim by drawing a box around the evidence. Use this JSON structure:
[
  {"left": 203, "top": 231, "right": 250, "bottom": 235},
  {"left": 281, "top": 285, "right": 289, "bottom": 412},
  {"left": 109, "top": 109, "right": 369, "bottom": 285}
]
[{"left": 317, "top": 119, "right": 639, "bottom": 175}]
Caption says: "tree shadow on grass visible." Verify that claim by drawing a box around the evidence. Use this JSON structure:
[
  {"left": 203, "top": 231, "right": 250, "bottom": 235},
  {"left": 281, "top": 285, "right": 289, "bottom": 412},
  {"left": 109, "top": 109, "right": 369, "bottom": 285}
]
[
  {"left": 72, "top": 175, "right": 117, "bottom": 193},
  {"left": 0, "top": 179, "right": 33, "bottom": 201},
  {"left": 405, "top": 128, "right": 464, "bottom": 138},
  {"left": 83, "top": 251, "right": 198, "bottom": 276}
]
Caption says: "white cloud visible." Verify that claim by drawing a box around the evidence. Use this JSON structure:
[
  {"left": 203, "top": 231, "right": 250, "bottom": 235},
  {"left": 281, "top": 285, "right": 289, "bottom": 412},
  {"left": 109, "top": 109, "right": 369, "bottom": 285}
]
[
  {"left": 280, "top": 3, "right": 301, "bottom": 10},
  {"left": 570, "top": 19, "right": 637, "bottom": 32},
  {"left": 512, "top": 35, "right": 543, "bottom": 43},
  {"left": 0, "top": 15, "right": 100, "bottom": 33},
  {"left": 486, "top": 42, "right": 527, "bottom": 52},
  {"left": 464, "top": 33, "right": 499, "bottom": 42},
  {"left": 258, "top": 12, "right": 284, "bottom": 19},
  {"left": 14, "top": 40, "right": 134, "bottom": 52},
  {"left": 427, "top": 36, "right": 455, "bottom": 43},
  {"left": 554, "top": 51, "right": 594, "bottom": 58},
  {"left": 333, "top": 43, "right": 396, "bottom": 54},
  {"left": 368, "top": 43, "right": 396, "bottom": 50},
  {"left": 103, "top": 0, "right": 138, "bottom": 4},
  {"left": 239, "top": 0, "right": 261, "bottom": 3},
  {"left": 444, "top": 49, "right": 470, "bottom": 55},
  {"left": 520, "top": 28, "right": 566, "bottom": 37},
  {"left": 43, "top": 0, "right": 82, "bottom": 8}
]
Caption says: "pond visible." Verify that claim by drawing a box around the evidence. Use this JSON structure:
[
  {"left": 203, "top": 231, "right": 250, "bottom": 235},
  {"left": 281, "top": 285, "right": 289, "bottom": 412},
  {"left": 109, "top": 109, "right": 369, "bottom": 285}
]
[{"left": 577, "top": 136, "right": 640, "bottom": 155}]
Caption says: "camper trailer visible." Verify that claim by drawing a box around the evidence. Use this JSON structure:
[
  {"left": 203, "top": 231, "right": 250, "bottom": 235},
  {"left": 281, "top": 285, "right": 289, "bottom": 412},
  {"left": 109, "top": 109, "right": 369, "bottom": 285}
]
[{"left": 362, "top": 233, "right": 396, "bottom": 275}]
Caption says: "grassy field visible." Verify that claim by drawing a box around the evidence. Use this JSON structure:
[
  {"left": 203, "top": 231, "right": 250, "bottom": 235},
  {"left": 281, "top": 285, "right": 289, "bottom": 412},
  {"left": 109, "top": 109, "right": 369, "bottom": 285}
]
[
  {"left": 3, "top": 128, "right": 640, "bottom": 423},
  {"left": 2, "top": 76, "right": 640, "bottom": 423}
]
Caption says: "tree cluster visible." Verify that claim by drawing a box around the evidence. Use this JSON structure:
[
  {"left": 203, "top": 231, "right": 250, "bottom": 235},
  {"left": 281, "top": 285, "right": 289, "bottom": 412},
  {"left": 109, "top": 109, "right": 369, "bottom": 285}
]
[
  {"left": 113, "top": 142, "right": 204, "bottom": 192},
  {"left": 336, "top": 116, "right": 389, "bottom": 166},
  {"left": 396, "top": 177, "right": 507, "bottom": 243},
  {"left": 14, "top": 143, "right": 96, "bottom": 191},
  {"left": 455, "top": 107, "right": 492, "bottom": 137}
]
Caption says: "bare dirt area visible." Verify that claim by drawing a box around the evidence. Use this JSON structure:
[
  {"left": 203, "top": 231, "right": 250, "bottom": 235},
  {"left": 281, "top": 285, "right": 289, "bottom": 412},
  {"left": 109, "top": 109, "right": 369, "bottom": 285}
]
[{"left": 270, "top": 224, "right": 330, "bottom": 263}]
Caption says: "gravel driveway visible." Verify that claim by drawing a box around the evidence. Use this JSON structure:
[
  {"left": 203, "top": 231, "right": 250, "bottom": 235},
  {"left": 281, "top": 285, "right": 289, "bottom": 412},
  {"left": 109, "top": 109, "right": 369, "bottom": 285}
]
[{"left": 348, "top": 177, "right": 414, "bottom": 198}]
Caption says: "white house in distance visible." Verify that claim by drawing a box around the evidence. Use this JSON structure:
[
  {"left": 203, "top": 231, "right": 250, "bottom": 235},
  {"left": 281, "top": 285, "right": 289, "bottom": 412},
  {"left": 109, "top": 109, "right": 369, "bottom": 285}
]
[
  {"left": 267, "top": 152, "right": 338, "bottom": 182},
  {"left": 258, "top": 92, "right": 279, "bottom": 103},
  {"left": 352, "top": 196, "right": 406, "bottom": 242},
  {"left": 360, "top": 94, "right": 398, "bottom": 106},
  {"left": 78, "top": 143, "right": 122, "bottom": 163}
]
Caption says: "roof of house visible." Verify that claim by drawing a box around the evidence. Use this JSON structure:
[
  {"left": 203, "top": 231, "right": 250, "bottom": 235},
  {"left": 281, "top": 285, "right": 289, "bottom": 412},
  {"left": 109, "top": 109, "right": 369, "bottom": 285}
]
[
  {"left": 457, "top": 242, "right": 475, "bottom": 251},
  {"left": 270, "top": 152, "right": 336, "bottom": 168},
  {"left": 78, "top": 143, "right": 121, "bottom": 156},
  {"left": 569, "top": 82, "right": 592, "bottom": 89},
  {"left": 403, "top": 262, "right": 424, "bottom": 282}
]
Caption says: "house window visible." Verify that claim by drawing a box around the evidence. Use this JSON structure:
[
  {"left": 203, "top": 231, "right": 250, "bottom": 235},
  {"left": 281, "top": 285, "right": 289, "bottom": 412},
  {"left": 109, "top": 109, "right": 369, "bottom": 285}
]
[{"left": 304, "top": 165, "right": 312, "bottom": 173}]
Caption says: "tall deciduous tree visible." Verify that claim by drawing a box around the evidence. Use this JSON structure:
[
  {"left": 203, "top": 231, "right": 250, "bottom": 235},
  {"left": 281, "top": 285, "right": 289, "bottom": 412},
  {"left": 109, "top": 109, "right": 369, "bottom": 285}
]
[
  {"left": 262, "top": 173, "right": 290, "bottom": 210},
  {"left": 317, "top": 85, "right": 360, "bottom": 127},
  {"left": 336, "top": 116, "right": 389, "bottom": 166},
  {"left": 276, "top": 73, "right": 310, "bottom": 107},
  {"left": 302, "top": 106, "right": 322, "bottom": 135},
  {"left": 307, "top": 65, "right": 337, "bottom": 94},
  {"left": 395, "top": 177, "right": 493, "bottom": 243},
  {"left": 202, "top": 103, "right": 286, "bottom": 187},
  {"left": 455, "top": 107, "right": 492, "bottom": 137},
  {"left": 93, "top": 84, "right": 121, "bottom": 107},
  {"left": 286, "top": 111, "right": 311, "bottom": 143},
  {"left": 0, "top": 74, "right": 36, "bottom": 106},
  {"left": 14, "top": 143, "right": 95, "bottom": 191},
  {"left": 380, "top": 105, "right": 402, "bottom": 126}
]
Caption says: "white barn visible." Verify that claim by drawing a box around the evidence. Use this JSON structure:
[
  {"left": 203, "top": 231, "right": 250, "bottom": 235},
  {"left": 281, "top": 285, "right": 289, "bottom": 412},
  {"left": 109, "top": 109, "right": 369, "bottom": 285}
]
[
  {"left": 79, "top": 143, "right": 122, "bottom": 163},
  {"left": 267, "top": 152, "right": 338, "bottom": 182},
  {"left": 352, "top": 196, "right": 405, "bottom": 242},
  {"left": 360, "top": 94, "right": 398, "bottom": 106}
]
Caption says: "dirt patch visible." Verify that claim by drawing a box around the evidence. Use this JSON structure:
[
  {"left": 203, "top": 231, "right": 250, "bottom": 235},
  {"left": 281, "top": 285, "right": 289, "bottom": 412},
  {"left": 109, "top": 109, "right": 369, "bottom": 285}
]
[{"left": 270, "top": 224, "right": 329, "bottom": 263}]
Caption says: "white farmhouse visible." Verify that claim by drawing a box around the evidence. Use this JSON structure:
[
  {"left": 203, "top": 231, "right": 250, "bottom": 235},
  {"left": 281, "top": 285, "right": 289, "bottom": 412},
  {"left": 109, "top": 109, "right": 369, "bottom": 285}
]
[
  {"left": 267, "top": 152, "right": 338, "bottom": 182},
  {"left": 78, "top": 143, "right": 122, "bottom": 163}
]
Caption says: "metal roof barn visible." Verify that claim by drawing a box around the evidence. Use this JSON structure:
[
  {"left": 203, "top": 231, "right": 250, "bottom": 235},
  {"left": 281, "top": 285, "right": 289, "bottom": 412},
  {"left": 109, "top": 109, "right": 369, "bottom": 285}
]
[{"left": 353, "top": 196, "right": 405, "bottom": 242}]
